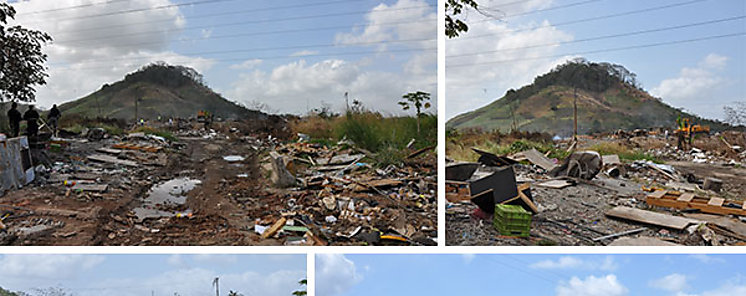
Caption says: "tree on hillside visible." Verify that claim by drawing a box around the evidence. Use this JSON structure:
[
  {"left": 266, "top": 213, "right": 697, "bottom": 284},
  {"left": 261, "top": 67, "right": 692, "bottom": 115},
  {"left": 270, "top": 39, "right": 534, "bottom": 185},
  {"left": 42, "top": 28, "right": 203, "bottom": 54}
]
[
  {"left": 25, "top": 287, "right": 72, "bottom": 296},
  {"left": 399, "top": 91, "right": 431, "bottom": 134},
  {"left": 292, "top": 279, "right": 307, "bottom": 296},
  {"left": 0, "top": 286, "right": 21, "bottom": 296},
  {"left": 0, "top": 2, "right": 52, "bottom": 102},
  {"left": 723, "top": 102, "right": 746, "bottom": 126}
]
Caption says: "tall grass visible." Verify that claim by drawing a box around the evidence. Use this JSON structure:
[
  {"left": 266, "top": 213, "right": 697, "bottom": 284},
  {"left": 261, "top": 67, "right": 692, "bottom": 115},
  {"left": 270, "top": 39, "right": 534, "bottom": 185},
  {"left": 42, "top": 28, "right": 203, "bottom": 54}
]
[{"left": 290, "top": 111, "right": 436, "bottom": 153}]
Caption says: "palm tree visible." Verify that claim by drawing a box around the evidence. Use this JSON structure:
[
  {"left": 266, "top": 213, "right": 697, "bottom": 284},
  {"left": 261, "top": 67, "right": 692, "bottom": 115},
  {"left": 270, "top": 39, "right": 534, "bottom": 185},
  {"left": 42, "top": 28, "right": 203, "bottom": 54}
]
[{"left": 292, "top": 279, "right": 307, "bottom": 296}]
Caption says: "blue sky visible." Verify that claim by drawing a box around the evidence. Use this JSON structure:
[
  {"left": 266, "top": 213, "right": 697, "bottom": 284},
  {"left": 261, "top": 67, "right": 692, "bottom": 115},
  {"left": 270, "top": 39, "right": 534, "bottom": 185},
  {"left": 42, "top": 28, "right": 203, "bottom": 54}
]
[
  {"left": 0, "top": 254, "right": 306, "bottom": 296},
  {"left": 317, "top": 254, "right": 746, "bottom": 296},
  {"left": 446, "top": 0, "right": 746, "bottom": 121},
  {"left": 8, "top": 0, "right": 436, "bottom": 115}
]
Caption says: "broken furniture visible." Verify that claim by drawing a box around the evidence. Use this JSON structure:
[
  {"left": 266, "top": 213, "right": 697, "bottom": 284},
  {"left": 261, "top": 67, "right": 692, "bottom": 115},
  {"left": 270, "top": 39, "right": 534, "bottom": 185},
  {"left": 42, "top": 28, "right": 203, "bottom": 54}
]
[
  {"left": 446, "top": 163, "right": 538, "bottom": 214},
  {"left": 646, "top": 190, "right": 746, "bottom": 216},
  {"left": 469, "top": 166, "right": 520, "bottom": 214}
]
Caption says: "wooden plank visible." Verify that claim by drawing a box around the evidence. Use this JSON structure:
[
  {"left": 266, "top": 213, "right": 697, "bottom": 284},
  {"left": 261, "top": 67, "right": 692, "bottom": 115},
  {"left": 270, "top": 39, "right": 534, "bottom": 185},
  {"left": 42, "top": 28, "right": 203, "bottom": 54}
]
[
  {"left": 261, "top": 217, "right": 287, "bottom": 239},
  {"left": 677, "top": 193, "right": 695, "bottom": 202},
  {"left": 708, "top": 197, "right": 725, "bottom": 207},
  {"left": 608, "top": 236, "right": 682, "bottom": 246},
  {"left": 648, "top": 190, "right": 667, "bottom": 199},
  {"left": 96, "top": 147, "right": 122, "bottom": 155},
  {"left": 536, "top": 179, "right": 573, "bottom": 189},
  {"left": 87, "top": 154, "right": 139, "bottom": 167},
  {"left": 520, "top": 149, "right": 557, "bottom": 171},
  {"left": 605, "top": 206, "right": 700, "bottom": 230},
  {"left": 71, "top": 184, "right": 108, "bottom": 192}
]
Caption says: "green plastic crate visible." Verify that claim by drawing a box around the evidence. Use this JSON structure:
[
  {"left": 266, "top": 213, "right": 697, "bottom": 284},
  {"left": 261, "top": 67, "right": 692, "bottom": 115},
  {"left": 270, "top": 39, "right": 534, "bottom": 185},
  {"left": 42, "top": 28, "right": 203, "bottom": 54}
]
[{"left": 493, "top": 204, "right": 531, "bottom": 237}]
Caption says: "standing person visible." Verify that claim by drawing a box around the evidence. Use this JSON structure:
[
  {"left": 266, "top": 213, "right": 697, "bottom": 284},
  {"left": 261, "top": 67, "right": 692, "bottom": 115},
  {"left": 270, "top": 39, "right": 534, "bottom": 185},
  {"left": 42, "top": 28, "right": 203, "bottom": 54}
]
[
  {"left": 48, "top": 104, "right": 61, "bottom": 137},
  {"left": 6, "top": 102, "right": 22, "bottom": 137},
  {"left": 23, "top": 105, "right": 40, "bottom": 138}
]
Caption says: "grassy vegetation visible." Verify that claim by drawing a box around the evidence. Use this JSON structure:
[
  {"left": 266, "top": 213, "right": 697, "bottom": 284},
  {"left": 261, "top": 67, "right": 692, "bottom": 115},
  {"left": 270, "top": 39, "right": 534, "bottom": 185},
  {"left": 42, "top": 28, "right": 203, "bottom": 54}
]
[
  {"left": 586, "top": 141, "right": 661, "bottom": 163},
  {"left": 290, "top": 111, "right": 436, "bottom": 166},
  {"left": 130, "top": 125, "right": 177, "bottom": 141},
  {"left": 58, "top": 114, "right": 126, "bottom": 136},
  {"left": 447, "top": 129, "right": 567, "bottom": 162},
  {"left": 292, "top": 111, "right": 436, "bottom": 151}
]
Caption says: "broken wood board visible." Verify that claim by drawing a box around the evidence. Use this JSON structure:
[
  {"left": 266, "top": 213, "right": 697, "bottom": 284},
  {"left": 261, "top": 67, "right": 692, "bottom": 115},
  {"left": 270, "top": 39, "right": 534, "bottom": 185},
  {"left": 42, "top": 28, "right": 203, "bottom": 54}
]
[
  {"left": 445, "top": 181, "right": 471, "bottom": 203},
  {"left": 314, "top": 154, "right": 365, "bottom": 166},
  {"left": 112, "top": 143, "right": 162, "bottom": 153},
  {"left": 71, "top": 183, "right": 108, "bottom": 192},
  {"left": 96, "top": 147, "right": 123, "bottom": 155},
  {"left": 472, "top": 148, "right": 518, "bottom": 167},
  {"left": 602, "top": 154, "right": 621, "bottom": 165},
  {"left": 646, "top": 190, "right": 746, "bottom": 216},
  {"left": 608, "top": 236, "right": 682, "bottom": 246},
  {"left": 518, "top": 148, "right": 557, "bottom": 171},
  {"left": 500, "top": 191, "right": 538, "bottom": 214},
  {"left": 352, "top": 179, "right": 403, "bottom": 192},
  {"left": 261, "top": 217, "right": 287, "bottom": 239},
  {"left": 87, "top": 154, "right": 139, "bottom": 167},
  {"left": 683, "top": 213, "right": 746, "bottom": 240},
  {"left": 406, "top": 145, "right": 434, "bottom": 159},
  {"left": 605, "top": 206, "right": 700, "bottom": 230},
  {"left": 535, "top": 179, "right": 574, "bottom": 189}
]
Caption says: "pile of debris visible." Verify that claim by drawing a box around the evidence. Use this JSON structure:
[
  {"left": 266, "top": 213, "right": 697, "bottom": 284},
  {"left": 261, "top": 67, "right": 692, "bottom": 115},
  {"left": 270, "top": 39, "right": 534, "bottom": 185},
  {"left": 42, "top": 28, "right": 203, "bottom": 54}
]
[
  {"left": 1, "top": 120, "right": 436, "bottom": 246},
  {"left": 233, "top": 141, "right": 437, "bottom": 246},
  {"left": 447, "top": 144, "right": 746, "bottom": 246}
]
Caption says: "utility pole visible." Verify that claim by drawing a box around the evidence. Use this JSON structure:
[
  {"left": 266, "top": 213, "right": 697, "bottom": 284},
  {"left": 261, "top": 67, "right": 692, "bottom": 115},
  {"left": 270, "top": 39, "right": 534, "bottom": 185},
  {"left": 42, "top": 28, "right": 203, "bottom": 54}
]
[
  {"left": 573, "top": 85, "right": 578, "bottom": 142},
  {"left": 344, "top": 91, "right": 349, "bottom": 113}
]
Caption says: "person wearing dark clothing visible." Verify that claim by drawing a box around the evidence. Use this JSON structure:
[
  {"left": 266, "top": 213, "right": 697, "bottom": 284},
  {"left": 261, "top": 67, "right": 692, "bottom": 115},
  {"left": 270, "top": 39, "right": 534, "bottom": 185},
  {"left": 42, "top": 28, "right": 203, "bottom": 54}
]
[
  {"left": 23, "top": 105, "right": 40, "bottom": 138},
  {"left": 48, "top": 104, "right": 61, "bottom": 136},
  {"left": 7, "top": 102, "right": 22, "bottom": 137}
]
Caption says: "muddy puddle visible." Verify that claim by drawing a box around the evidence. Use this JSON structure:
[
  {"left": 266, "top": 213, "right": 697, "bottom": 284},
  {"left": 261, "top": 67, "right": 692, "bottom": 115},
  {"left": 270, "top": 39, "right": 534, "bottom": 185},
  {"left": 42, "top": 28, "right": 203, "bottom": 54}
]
[{"left": 133, "top": 178, "right": 201, "bottom": 222}]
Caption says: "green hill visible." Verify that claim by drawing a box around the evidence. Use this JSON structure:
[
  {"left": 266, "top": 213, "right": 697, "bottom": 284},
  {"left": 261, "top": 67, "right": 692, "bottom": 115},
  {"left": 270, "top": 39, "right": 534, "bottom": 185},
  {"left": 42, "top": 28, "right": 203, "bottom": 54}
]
[
  {"left": 447, "top": 59, "right": 731, "bottom": 136},
  {"left": 58, "top": 62, "right": 265, "bottom": 122}
]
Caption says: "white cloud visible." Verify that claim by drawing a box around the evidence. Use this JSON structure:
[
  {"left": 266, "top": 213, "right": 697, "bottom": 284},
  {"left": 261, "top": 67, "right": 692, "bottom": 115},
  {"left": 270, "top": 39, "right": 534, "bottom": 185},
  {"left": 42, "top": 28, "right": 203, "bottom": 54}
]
[
  {"left": 335, "top": 0, "right": 435, "bottom": 51},
  {"left": 8, "top": 0, "right": 214, "bottom": 109},
  {"left": 167, "top": 254, "right": 185, "bottom": 267},
  {"left": 446, "top": 17, "right": 574, "bottom": 119},
  {"left": 316, "top": 254, "right": 363, "bottom": 296},
  {"left": 688, "top": 255, "right": 726, "bottom": 264},
  {"left": 651, "top": 54, "right": 729, "bottom": 106},
  {"left": 462, "top": 254, "right": 476, "bottom": 264},
  {"left": 193, "top": 254, "right": 239, "bottom": 265},
  {"left": 701, "top": 53, "right": 728, "bottom": 70},
  {"left": 230, "top": 59, "right": 263, "bottom": 70},
  {"left": 556, "top": 274, "right": 628, "bottom": 296},
  {"left": 225, "top": 58, "right": 434, "bottom": 115},
  {"left": 291, "top": 50, "right": 320, "bottom": 57},
  {"left": 81, "top": 267, "right": 304, "bottom": 296},
  {"left": 531, "top": 256, "right": 617, "bottom": 271},
  {"left": 669, "top": 277, "right": 746, "bottom": 296},
  {"left": 532, "top": 256, "right": 584, "bottom": 269},
  {"left": 650, "top": 273, "right": 689, "bottom": 292},
  {"left": 0, "top": 254, "right": 105, "bottom": 282}
]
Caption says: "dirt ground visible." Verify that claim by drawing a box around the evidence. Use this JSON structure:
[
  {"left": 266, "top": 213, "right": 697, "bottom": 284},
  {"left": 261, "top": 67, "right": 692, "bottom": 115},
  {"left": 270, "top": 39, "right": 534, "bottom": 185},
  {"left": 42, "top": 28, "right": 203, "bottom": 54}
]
[
  {"left": 1, "top": 120, "right": 436, "bottom": 246},
  {"left": 447, "top": 131, "right": 746, "bottom": 246}
]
